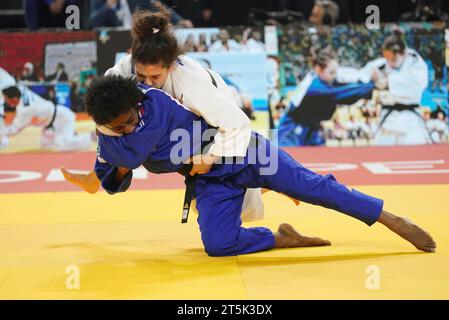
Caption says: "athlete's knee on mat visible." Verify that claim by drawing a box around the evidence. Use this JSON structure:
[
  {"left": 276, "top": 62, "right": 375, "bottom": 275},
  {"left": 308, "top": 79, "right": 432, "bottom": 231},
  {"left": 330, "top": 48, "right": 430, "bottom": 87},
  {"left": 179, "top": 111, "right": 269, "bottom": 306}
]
[
  {"left": 204, "top": 244, "right": 239, "bottom": 257},
  {"left": 201, "top": 232, "right": 240, "bottom": 257}
]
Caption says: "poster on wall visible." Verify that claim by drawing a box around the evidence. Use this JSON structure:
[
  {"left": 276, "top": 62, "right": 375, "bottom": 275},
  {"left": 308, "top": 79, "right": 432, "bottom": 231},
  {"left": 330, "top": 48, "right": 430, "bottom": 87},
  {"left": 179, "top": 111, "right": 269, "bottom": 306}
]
[
  {"left": 44, "top": 41, "right": 97, "bottom": 81},
  {"left": 274, "top": 23, "right": 448, "bottom": 147},
  {"left": 188, "top": 51, "right": 269, "bottom": 111}
]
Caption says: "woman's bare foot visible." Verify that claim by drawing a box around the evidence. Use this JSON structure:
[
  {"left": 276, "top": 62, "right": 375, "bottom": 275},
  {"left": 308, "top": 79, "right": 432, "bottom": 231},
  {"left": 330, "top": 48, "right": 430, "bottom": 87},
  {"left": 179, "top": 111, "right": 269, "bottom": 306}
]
[
  {"left": 377, "top": 210, "right": 436, "bottom": 253},
  {"left": 274, "top": 223, "right": 331, "bottom": 248},
  {"left": 262, "top": 188, "right": 300, "bottom": 206},
  {"left": 61, "top": 168, "right": 101, "bottom": 194}
]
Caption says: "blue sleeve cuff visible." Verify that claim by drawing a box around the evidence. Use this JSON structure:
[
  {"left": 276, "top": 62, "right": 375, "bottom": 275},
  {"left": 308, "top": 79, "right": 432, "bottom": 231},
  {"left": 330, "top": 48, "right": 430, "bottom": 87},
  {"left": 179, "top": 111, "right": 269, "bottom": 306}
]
[{"left": 101, "top": 167, "right": 133, "bottom": 195}]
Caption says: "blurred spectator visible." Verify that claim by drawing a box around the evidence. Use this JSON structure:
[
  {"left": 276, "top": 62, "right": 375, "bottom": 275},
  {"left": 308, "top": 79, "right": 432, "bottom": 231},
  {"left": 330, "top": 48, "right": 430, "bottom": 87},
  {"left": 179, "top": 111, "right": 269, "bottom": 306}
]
[
  {"left": 69, "top": 82, "right": 85, "bottom": 113},
  {"left": 209, "top": 30, "right": 242, "bottom": 53},
  {"left": 309, "top": 0, "right": 339, "bottom": 27},
  {"left": 194, "top": 0, "right": 214, "bottom": 27},
  {"left": 90, "top": 0, "right": 193, "bottom": 28},
  {"left": 241, "top": 28, "right": 265, "bottom": 52},
  {"left": 24, "top": 0, "right": 79, "bottom": 30},
  {"left": 428, "top": 46, "right": 445, "bottom": 93},
  {"left": 45, "top": 63, "right": 69, "bottom": 82},
  {"left": 344, "top": 114, "right": 360, "bottom": 142},
  {"left": 182, "top": 34, "right": 196, "bottom": 52},
  {"left": 20, "top": 62, "right": 39, "bottom": 82},
  {"left": 359, "top": 116, "right": 377, "bottom": 143},
  {"left": 399, "top": 0, "right": 449, "bottom": 24},
  {"left": 89, "top": 0, "right": 132, "bottom": 28},
  {"left": 325, "top": 118, "right": 347, "bottom": 145},
  {"left": 193, "top": 33, "right": 209, "bottom": 52},
  {"left": 427, "top": 105, "right": 448, "bottom": 143}
]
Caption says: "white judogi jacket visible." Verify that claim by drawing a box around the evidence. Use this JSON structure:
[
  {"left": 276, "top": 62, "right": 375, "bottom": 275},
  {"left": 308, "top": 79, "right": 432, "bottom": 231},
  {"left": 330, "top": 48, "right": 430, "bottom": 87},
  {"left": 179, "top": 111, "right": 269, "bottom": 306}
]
[
  {"left": 337, "top": 48, "right": 428, "bottom": 105},
  {"left": 105, "top": 54, "right": 263, "bottom": 221},
  {"left": 1, "top": 84, "right": 56, "bottom": 136},
  {"left": 337, "top": 49, "right": 430, "bottom": 145},
  {"left": 0, "top": 68, "right": 91, "bottom": 151},
  {"left": 105, "top": 54, "right": 252, "bottom": 158},
  {"left": 0, "top": 68, "right": 55, "bottom": 136}
]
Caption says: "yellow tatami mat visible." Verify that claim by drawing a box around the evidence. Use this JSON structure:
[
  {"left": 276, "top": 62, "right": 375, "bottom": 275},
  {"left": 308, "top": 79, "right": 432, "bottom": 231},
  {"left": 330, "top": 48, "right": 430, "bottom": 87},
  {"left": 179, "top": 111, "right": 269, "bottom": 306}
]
[{"left": 0, "top": 184, "right": 448, "bottom": 299}]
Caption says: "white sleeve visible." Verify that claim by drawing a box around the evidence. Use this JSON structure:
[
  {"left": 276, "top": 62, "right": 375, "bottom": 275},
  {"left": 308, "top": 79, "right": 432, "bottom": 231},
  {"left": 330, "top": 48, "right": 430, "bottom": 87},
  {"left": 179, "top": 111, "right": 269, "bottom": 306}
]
[
  {"left": 337, "top": 67, "right": 369, "bottom": 83},
  {"left": 337, "top": 59, "right": 384, "bottom": 84},
  {"left": 177, "top": 70, "right": 252, "bottom": 157},
  {"left": 104, "top": 54, "right": 133, "bottom": 77},
  {"left": 4, "top": 106, "right": 34, "bottom": 136}
]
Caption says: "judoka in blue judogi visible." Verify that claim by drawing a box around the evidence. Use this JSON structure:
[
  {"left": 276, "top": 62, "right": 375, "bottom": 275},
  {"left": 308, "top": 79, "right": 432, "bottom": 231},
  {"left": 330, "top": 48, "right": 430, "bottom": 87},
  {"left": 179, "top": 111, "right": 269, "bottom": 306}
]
[{"left": 87, "top": 75, "right": 435, "bottom": 256}]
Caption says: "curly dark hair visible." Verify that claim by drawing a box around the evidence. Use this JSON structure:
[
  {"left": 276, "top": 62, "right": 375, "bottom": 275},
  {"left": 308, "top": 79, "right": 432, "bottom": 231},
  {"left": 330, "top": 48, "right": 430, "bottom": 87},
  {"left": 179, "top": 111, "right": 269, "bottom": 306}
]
[{"left": 85, "top": 75, "right": 143, "bottom": 125}]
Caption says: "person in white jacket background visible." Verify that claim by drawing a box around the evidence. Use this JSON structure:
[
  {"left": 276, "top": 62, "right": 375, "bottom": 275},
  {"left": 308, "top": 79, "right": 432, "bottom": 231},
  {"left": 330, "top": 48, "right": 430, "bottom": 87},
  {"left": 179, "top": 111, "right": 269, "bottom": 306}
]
[
  {"left": 0, "top": 68, "right": 93, "bottom": 151},
  {"left": 337, "top": 33, "right": 431, "bottom": 145},
  {"left": 62, "top": 7, "right": 299, "bottom": 222}
]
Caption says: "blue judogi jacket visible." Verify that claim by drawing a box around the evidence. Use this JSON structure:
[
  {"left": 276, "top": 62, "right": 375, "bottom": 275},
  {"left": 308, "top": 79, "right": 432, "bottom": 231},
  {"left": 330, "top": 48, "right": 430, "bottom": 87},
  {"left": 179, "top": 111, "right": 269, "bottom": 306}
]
[
  {"left": 94, "top": 84, "right": 259, "bottom": 194},
  {"left": 287, "top": 76, "right": 374, "bottom": 126}
]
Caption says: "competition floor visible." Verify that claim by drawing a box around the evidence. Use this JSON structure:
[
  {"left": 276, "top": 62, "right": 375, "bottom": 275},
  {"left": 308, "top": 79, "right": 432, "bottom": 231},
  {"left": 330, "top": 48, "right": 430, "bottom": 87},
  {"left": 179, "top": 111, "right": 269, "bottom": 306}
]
[{"left": 1, "top": 120, "right": 449, "bottom": 299}]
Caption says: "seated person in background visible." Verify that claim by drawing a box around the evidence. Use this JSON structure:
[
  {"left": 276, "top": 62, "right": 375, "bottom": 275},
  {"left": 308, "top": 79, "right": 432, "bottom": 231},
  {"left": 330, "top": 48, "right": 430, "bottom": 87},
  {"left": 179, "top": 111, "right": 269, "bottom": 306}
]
[
  {"left": 209, "top": 30, "right": 242, "bottom": 53},
  {"left": 20, "top": 62, "right": 39, "bottom": 82},
  {"left": 45, "top": 63, "right": 69, "bottom": 82},
  {"left": 427, "top": 106, "right": 448, "bottom": 143}
]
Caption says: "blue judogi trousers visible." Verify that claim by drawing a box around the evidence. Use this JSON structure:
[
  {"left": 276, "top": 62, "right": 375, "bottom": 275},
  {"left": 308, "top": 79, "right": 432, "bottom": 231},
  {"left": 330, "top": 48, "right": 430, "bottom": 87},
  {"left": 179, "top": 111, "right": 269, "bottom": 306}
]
[{"left": 194, "top": 135, "right": 383, "bottom": 257}]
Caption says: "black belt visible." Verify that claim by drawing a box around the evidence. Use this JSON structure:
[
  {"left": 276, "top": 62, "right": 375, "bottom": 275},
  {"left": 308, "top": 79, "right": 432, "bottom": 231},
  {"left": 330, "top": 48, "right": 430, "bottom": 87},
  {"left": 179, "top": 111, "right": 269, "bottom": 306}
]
[
  {"left": 375, "top": 104, "right": 435, "bottom": 144},
  {"left": 376, "top": 104, "right": 419, "bottom": 132},
  {"left": 175, "top": 163, "right": 194, "bottom": 223},
  {"left": 45, "top": 103, "right": 58, "bottom": 130},
  {"left": 177, "top": 125, "right": 218, "bottom": 224}
]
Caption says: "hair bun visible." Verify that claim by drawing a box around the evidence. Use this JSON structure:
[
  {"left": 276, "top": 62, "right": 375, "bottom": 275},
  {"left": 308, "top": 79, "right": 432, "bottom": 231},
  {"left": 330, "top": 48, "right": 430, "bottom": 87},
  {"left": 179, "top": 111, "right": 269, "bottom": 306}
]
[{"left": 131, "top": 9, "right": 170, "bottom": 41}]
